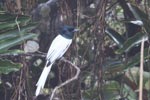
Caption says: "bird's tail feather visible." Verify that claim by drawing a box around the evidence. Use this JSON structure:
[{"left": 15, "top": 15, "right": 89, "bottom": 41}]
[{"left": 35, "top": 63, "right": 52, "bottom": 96}]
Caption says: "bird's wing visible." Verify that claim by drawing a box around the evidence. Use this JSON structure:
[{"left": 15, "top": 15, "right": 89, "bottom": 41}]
[{"left": 46, "top": 35, "right": 72, "bottom": 63}]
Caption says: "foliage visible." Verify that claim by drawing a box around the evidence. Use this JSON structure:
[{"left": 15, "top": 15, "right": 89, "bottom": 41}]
[
  {"left": 0, "top": 12, "right": 37, "bottom": 77},
  {"left": 0, "top": 0, "right": 150, "bottom": 100},
  {"left": 103, "top": 1, "right": 150, "bottom": 100}
]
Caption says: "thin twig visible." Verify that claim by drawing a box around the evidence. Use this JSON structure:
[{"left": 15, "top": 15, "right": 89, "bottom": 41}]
[
  {"left": 139, "top": 38, "right": 145, "bottom": 100},
  {"left": 15, "top": 16, "right": 21, "bottom": 32},
  {"left": 46, "top": 0, "right": 57, "bottom": 4},
  {"left": 0, "top": 52, "right": 46, "bottom": 57},
  {"left": 49, "top": 58, "right": 80, "bottom": 100}
]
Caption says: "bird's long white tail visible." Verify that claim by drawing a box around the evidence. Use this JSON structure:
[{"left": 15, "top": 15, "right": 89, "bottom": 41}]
[{"left": 35, "top": 63, "right": 53, "bottom": 96}]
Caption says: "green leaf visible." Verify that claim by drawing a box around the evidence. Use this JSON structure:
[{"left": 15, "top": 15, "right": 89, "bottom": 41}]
[
  {"left": 125, "top": 67, "right": 150, "bottom": 89},
  {"left": 82, "top": 86, "right": 100, "bottom": 100},
  {"left": 0, "top": 21, "right": 17, "bottom": 31},
  {"left": 0, "top": 16, "right": 31, "bottom": 31},
  {"left": 105, "top": 27, "right": 125, "bottom": 47},
  {"left": 103, "top": 81, "right": 120, "bottom": 100},
  {"left": 103, "top": 58, "right": 126, "bottom": 80},
  {"left": 123, "top": 84, "right": 137, "bottom": 100},
  {"left": 145, "top": 80, "right": 150, "bottom": 90},
  {"left": 0, "top": 13, "right": 16, "bottom": 21},
  {"left": 127, "top": 48, "right": 150, "bottom": 68},
  {"left": 104, "top": 59, "right": 125, "bottom": 73},
  {"left": 0, "top": 25, "right": 36, "bottom": 40},
  {"left": 0, "top": 33, "right": 38, "bottom": 50},
  {"left": 0, "top": 59, "right": 22, "bottom": 74},
  {"left": 116, "top": 32, "right": 148, "bottom": 54},
  {"left": 128, "top": 4, "right": 150, "bottom": 34},
  {"left": 148, "top": 0, "right": 150, "bottom": 7},
  {"left": 0, "top": 49, "right": 24, "bottom": 55}
]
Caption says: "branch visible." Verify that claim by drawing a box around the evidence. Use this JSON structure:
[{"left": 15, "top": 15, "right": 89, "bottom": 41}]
[
  {"left": 46, "top": 0, "right": 57, "bottom": 4},
  {"left": 49, "top": 58, "right": 80, "bottom": 100},
  {"left": 0, "top": 52, "right": 46, "bottom": 58},
  {"left": 139, "top": 38, "right": 144, "bottom": 100}
]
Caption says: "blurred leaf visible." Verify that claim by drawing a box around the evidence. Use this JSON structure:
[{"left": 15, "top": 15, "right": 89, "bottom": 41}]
[
  {"left": 148, "top": 0, "right": 150, "bottom": 7},
  {"left": 82, "top": 87, "right": 99, "bottom": 100},
  {"left": 105, "top": 27, "right": 125, "bottom": 47},
  {"left": 128, "top": 4, "right": 150, "bottom": 34},
  {"left": 127, "top": 48, "right": 150, "bottom": 68},
  {"left": 0, "top": 12, "right": 16, "bottom": 21},
  {"left": 0, "top": 16, "right": 30, "bottom": 31},
  {"left": 0, "top": 49, "right": 24, "bottom": 55},
  {"left": 104, "top": 59, "right": 125, "bottom": 72},
  {"left": 0, "top": 25, "right": 36, "bottom": 40},
  {"left": 116, "top": 32, "right": 148, "bottom": 54},
  {"left": 123, "top": 84, "right": 137, "bottom": 100},
  {"left": 0, "top": 59, "right": 22, "bottom": 74},
  {"left": 126, "top": 67, "right": 150, "bottom": 81},
  {"left": 103, "top": 81, "right": 120, "bottom": 100},
  {"left": 0, "top": 33, "right": 37, "bottom": 50},
  {"left": 145, "top": 80, "right": 150, "bottom": 90}
]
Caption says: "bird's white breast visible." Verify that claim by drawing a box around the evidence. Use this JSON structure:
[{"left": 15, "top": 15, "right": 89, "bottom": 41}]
[{"left": 46, "top": 35, "right": 72, "bottom": 63}]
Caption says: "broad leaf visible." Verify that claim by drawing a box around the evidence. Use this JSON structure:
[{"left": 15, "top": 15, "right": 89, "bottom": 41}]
[
  {"left": 0, "top": 25, "right": 35, "bottom": 40},
  {"left": 0, "top": 33, "right": 37, "bottom": 50},
  {"left": 0, "top": 49, "right": 24, "bottom": 55},
  {"left": 103, "top": 81, "right": 120, "bottom": 100},
  {"left": 0, "top": 16, "right": 30, "bottom": 31},
  {"left": 127, "top": 48, "right": 150, "bottom": 68},
  {"left": 0, "top": 12, "right": 17, "bottom": 21},
  {"left": 116, "top": 32, "right": 148, "bottom": 54},
  {"left": 0, "top": 59, "right": 22, "bottom": 74},
  {"left": 128, "top": 4, "right": 150, "bottom": 34},
  {"left": 105, "top": 27, "right": 125, "bottom": 47}
]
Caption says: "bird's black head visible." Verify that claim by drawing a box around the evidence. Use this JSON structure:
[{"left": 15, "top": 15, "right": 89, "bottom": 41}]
[{"left": 59, "top": 25, "right": 78, "bottom": 39}]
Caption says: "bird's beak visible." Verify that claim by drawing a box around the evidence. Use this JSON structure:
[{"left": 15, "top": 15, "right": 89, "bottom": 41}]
[{"left": 73, "top": 28, "right": 79, "bottom": 32}]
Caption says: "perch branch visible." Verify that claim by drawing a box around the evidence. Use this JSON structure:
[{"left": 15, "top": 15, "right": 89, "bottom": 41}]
[{"left": 50, "top": 58, "right": 80, "bottom": 100}]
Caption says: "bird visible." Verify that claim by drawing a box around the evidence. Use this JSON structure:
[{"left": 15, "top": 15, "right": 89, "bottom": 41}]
[{"left": 35, "top": 25, "right": 79, "bottom": 96}]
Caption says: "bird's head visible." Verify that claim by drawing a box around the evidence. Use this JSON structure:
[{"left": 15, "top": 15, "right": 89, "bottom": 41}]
[{"left": 59, "top": 25, "right": 79, "bottom": 39}]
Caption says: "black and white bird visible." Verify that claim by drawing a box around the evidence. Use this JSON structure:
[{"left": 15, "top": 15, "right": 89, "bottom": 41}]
[{"left": 35, "top": 25, "right": 79, "bottom": 96}]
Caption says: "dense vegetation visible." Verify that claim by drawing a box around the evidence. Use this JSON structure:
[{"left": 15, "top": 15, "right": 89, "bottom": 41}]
[{"left": 0, "top": 0, "right": 150, "bottom": 100}]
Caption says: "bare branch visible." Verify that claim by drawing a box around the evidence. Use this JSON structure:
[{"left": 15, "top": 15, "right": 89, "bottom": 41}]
[
  {"left": 50, "top": 58, "right": 80, "bottom": 100},
  {"left": 139, "top": 38, "right": 145, "bottom": 100},
  {"left": 0, "top": 52, "right": 46, "bottom": 58}
]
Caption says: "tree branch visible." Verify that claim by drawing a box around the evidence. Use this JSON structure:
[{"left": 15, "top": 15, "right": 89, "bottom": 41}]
[
  {"left": 0, "top": 52, "right": 46, "bottom": 58},
  {"left": 139, "top": 38, "right": 144, "bottom": 100},
  {"left": 49, "top": 58, "right": 80, "bottom": 100}
]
